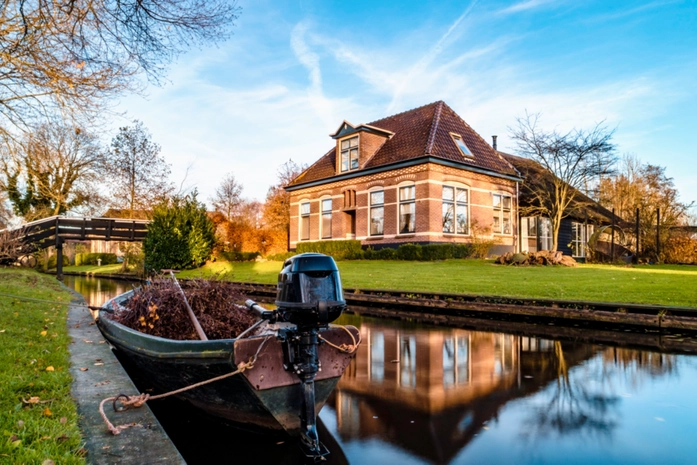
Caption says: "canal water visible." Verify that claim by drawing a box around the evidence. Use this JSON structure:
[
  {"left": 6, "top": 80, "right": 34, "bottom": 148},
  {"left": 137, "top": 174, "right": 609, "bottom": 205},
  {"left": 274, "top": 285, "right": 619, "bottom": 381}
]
[{"left": 67, "top": 276, "right": 697, "bottom": 464}]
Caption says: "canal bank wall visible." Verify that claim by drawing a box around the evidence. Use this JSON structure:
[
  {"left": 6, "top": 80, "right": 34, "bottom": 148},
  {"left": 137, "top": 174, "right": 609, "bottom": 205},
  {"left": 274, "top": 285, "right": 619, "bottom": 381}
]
[{"left": 64, "top": 285, "right": 185, "bottom": 464}]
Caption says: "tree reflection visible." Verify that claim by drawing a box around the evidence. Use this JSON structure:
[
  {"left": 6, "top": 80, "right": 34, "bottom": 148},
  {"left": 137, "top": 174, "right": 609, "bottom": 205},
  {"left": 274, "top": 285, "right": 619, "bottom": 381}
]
[{"left": 521, "top": 341, "right": 620, "bottom": 442}]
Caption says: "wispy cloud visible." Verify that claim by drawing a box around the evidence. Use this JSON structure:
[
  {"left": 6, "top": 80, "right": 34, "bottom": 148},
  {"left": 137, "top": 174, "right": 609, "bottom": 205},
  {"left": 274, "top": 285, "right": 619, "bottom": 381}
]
[
  {"left": 498, "top": 0, "right": 558, "bottom": 15},
  {"left": 290, "top": 22, "right": 337, "bottom": 129},
  {"left": 585, "top": 0, "right": 681, "bottom": 23},
  {"left": 386, "top": 1, "right": 478, "bottom": 113}
]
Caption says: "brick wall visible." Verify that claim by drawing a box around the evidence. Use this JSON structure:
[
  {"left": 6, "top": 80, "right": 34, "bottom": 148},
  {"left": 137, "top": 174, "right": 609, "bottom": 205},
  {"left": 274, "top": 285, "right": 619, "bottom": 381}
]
[{"left": 289, "top": 162, "right": 519, "bottom": 254}]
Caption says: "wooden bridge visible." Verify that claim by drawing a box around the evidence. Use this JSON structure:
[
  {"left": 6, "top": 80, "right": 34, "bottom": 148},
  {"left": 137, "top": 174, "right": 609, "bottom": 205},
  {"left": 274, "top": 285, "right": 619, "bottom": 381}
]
[{"left": 4, "top": 215, "right": 149, "bottom": 277}]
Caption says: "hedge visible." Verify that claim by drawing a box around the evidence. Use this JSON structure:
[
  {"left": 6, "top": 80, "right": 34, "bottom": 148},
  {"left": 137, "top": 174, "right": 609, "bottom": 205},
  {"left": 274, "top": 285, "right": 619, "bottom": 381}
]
[
  {"left": 75, "top": 253, "right": 119, "bottom": 266},
  {"left": 291, "top": 241, "right": 476, "bottom": 261},
  {"left": 295, "top": 240, "right": 363, "bottom": 260},
  {"left": 218, "top": 251, "right": 260, "bottom": 262}
]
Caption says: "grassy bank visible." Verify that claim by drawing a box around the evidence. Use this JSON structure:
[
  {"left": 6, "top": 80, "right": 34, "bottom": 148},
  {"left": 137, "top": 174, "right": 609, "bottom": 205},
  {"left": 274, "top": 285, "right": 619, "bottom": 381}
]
[
  {"left": 0, "top": 268, "right": 86, "bottom": 464},
  {"left": 173, "top": 259, "right": 697, "bottom": 308}
]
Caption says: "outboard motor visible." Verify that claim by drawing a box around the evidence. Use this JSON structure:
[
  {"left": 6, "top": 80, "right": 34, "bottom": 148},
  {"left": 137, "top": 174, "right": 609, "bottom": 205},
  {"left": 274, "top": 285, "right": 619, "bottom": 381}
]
[{"left": 246, "top": 253, "right": 346, "bottom": 459}]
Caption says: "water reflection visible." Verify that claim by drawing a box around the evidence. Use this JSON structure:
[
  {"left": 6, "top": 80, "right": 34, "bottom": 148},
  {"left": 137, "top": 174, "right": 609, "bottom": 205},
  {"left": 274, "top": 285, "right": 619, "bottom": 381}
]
[
  {"left": 324, "top": 316, "right": 695, "bottom": 465},
  {"left": 62, "top": 275, "right": 136, "bottom": 308}
]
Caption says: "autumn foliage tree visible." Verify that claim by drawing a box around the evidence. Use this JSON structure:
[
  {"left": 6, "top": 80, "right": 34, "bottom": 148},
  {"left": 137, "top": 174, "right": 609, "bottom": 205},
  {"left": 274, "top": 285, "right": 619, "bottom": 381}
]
[
  {"left": 596, "top": 155, "right": 694, "bottom": 262},
  {"left": 262, "top": 160, "right": 306, "bottom": 253}
]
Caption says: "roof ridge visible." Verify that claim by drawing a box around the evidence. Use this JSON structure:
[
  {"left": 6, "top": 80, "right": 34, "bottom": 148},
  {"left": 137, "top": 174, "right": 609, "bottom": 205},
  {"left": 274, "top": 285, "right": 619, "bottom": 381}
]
[
  {"left": 367, "top": 100, "right": 443, "bottom": 126},
  {"left": 425, "top": 101, "right": 444, "bottom": 155}
]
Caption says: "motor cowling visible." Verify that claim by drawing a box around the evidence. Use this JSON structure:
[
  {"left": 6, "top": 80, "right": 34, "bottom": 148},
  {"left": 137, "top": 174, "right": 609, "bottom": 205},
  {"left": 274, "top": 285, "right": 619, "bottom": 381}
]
[{"left": 275, "top": 253, "right": 346, "bottom": 328}]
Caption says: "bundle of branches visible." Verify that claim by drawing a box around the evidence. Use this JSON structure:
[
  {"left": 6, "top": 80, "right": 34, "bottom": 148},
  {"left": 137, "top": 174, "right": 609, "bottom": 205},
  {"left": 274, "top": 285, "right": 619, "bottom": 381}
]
[
  {"left": 496, "top": 251, "right": 577, "bottom": 267},
  {"left": 111, "top": 278, "right": 259, "bottom": 340}
]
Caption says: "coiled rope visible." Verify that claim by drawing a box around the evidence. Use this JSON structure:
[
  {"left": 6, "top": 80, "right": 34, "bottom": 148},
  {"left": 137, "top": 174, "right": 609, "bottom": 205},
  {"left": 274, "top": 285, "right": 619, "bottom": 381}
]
[{"left": 318, "top": 324, "right": 362, "bottom": 354}]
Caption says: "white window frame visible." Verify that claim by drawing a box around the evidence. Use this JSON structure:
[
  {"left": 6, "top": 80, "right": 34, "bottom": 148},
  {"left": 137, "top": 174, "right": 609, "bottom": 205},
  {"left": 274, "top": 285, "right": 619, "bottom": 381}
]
[
  {"left": 320, "top": 197, "right": 332, "bottom": 239},
  {"left": 300, "top": 201, "right": 311, "bottom": 241},
  {"left": 442, "top": 184, "right": 470, "bottom": 235},
  {"left": 398, "top": 183, "right": 416, "bottom": 235},
  {"left": 493, "top": 193, "right": 512, "bottom": 235},
  {"left": 340, "top": 136, "right": 359, "bottom": 172},
  {"left": 369, "top": 188, "right": 384, "bottom": 236}
]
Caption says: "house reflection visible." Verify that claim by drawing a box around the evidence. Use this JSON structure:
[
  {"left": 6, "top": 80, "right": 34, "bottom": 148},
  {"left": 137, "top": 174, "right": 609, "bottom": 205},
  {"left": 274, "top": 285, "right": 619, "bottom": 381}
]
[{"left": 329, "top": 320, "right": 592, "bottom": 464}]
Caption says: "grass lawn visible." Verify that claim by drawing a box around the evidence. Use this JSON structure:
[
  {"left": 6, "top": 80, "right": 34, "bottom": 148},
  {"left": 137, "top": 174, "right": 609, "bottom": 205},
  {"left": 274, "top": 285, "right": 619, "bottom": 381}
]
[
  {"left": 61, "top": 264, "right": 123, "bottom": 274},
  {"left": 0, "top": 268, "right": 86, "bottom": 464},
  {"left": 179, "top": 259, "right": 697, "bottom": 308}
]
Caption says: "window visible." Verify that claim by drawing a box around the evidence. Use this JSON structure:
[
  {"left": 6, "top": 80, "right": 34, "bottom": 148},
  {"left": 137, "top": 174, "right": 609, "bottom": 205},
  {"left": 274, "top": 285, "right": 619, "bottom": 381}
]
[
  {"left": 450, "top": 133, "right": 473, "bottom": 157},
  {"left": 321, "top": 199, "right": 332, "bottom": 239},
  {"left": 340, "top": 136, "right": 359, "bottom": 172},
  {"left": 442, "top": 186, "right": 469, "bottom": 234},
  {"left": 370, "top": 331, "right": 384, "bottom": 382},
  {"left": 400, "top": 335, "right": 417, "bottom": 388},
  {"left": 399, "top": 185, "right": 415, "bottom": 234},
  {"left": 300, "top": 202, "right": 310, "bottom": 241},
  {"left": 370, "top": 190, "right": 384, "bottom": 236},
  {"left": 493, "top": 194, "right": 512, "bottom": 234},
  {"left": 539, "top": 217, "right": 552, "bottom": 250},
  {"left": 571, "top": 222, "right": 592, "bottom": 258},
  {"left": 443, "top": 336, "right": 469, "bottom": 387}
]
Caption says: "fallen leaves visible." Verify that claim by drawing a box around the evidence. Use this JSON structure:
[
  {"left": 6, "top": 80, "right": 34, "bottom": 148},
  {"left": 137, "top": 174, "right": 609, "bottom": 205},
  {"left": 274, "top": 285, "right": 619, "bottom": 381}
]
[
  {"left": 40, "top": 330, "right": 47, "bottom": 337},
  {"left": 45, "top": 366, "right": 54, "bottom": 372},
  {"left": 79, "top": 367, "right": 88, "bottom": 372},
  {"left": 43, "top": 407, "right": 52, "bottom": 416}
]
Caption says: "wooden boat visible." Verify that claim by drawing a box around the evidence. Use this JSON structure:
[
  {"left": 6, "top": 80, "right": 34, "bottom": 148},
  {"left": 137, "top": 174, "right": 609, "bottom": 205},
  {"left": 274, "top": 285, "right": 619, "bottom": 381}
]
[{"left": 96, "top": 253, "right": 359, "bottom": 459}]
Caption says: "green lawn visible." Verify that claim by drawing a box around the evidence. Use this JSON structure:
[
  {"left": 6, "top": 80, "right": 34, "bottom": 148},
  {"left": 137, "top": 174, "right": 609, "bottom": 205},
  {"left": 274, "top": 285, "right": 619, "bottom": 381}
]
[
  {"left": 0, "top": 268, "right": 85, "bottom": 463},
  {"left": 176, "top": 259, "right": 697, "bottom": 308},
  {"left": 61, "top": 264, "right": 123, "bottom": 274}
]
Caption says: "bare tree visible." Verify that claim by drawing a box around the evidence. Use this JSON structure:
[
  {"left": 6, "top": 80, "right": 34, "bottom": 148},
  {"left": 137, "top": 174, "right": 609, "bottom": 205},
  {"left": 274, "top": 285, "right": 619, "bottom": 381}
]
[
  {"left": 104, "top": 120, "right": 173, "bottom": 218},
  {"left": 0, "top": 1, "right": 240, "bottom": 136},
  {"left": 510, "top": 113, "right": 617, "bottom": 251},
  {"left": 210, "top": 173, "right": 243, "bottom": 220},
  {"left": 1, "top": 122, "right": 104, "bottom": 221}
]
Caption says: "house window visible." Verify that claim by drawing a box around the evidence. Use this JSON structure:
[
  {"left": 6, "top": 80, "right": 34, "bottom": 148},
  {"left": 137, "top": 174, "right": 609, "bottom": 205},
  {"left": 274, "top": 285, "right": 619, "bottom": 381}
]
[
  {"left": 300, "top": 202, "right": 310, "bottom": 241},
  {"left": 400, "top": 335, "right": 417, "bottom": 388},
  {"left": 450, "top": 133, "right": 473, "bottom": 157},
  {"left": 340, "top": 136, "right": 359, "bottom": 172},
  {"left": 321, "top": 198, "right": 332, "bottom": 239},
  {"left": 370, "top": 190, "right": 384, "bottom": 236},
  {"left": 399, "top": 185, "right": 415, "bottom": 234},
  {"left": 538, "top": 217, "right": 553, "bottom": 250},
  {"left": 442, "top": 186, "right": 469, "bottom": 234},
  {"left": 443, "top": 336, "right": 469, "bottom": 388},
  {"left": 493, "top": 194, "right": 512, "bottom": 234},
  {"left": 571, "top": 222, "right": 592, "bottom": 258}
]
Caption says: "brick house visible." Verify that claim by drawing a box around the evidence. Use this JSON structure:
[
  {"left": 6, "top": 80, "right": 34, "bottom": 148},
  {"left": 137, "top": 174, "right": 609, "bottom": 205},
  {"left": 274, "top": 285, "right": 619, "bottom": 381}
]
[{"left": 285, "top": 101, "right": 523, "bottom": 255}]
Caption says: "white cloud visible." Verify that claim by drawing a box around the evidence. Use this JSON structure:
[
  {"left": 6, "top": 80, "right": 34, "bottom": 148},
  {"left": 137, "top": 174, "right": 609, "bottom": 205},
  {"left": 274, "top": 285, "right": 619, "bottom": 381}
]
[{"left": 498, "top": 0, "right": 558, "bottom": 15}]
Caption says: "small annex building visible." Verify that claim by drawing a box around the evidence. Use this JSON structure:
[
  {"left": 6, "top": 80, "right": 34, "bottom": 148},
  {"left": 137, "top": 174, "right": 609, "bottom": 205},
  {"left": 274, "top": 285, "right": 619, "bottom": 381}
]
[{"left": 285, "top": 101, "right": 523, "bottom": 255}]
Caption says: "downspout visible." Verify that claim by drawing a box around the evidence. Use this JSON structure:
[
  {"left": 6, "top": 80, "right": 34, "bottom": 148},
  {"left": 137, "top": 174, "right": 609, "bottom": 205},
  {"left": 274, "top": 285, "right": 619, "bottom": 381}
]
[{"left": 516, "top": 181, "right": 520, "bottom": 253}]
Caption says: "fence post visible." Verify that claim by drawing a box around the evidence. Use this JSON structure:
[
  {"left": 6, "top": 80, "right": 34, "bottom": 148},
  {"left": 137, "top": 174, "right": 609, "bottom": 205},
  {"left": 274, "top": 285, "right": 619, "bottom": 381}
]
[
  {"left": 634, "top": 208, "right": 640, "bottom": 264},
  {"left": 610, "top": 208, "right": 615, "bottom": 263},
  {"left": 656, "top": 207, "right": 661, "bottom": 262}
]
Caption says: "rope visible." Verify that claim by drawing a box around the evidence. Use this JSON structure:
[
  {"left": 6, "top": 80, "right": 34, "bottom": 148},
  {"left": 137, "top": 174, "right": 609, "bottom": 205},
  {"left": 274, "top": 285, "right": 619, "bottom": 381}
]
[
  {"left": 99, "top": 335, "right": 271, "bottom": 435},
  {"left": 319, "top": 324, "right": 362, "bottom": 354}
]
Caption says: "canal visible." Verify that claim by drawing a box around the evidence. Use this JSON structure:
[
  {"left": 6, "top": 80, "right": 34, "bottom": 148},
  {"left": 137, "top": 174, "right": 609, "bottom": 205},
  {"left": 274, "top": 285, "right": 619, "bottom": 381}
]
[{"left": 68, "top": 276, "right": 697, "bottom": 464}]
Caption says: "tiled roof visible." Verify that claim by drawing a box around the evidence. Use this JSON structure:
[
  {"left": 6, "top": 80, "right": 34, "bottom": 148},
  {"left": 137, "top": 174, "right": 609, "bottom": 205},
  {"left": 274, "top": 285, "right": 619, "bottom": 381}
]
[{"left": 287, "top": 101, "right": 519, "bottom": 188}]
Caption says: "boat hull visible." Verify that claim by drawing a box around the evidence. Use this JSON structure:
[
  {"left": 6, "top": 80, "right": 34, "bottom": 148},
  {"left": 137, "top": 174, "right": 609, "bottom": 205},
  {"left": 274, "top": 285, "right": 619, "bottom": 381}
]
[{"left": 97, "top": 291, "right": 358, "bottom": 435}]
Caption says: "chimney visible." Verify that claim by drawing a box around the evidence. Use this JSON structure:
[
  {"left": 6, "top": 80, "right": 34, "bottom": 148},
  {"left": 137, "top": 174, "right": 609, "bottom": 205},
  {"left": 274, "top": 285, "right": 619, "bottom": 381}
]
[{"left": 492, "top": 135, "right": 498, "bottom": 151}]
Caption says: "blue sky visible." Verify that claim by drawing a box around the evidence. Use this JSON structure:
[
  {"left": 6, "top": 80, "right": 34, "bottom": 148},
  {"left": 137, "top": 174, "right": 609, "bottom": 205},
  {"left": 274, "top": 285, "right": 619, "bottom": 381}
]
[{"left": 115, "top": 0, "right": 697, "bottom": 209}]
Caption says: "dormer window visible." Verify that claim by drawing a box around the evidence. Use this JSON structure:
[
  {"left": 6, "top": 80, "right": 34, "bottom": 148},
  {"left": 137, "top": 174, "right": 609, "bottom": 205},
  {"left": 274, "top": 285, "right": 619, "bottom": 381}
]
[
  {"left": 450, "top": 133, "right": 473, "bottom": 157},
  {"left": 340, "top": 136, "right": 359, "bottom": 172}
]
